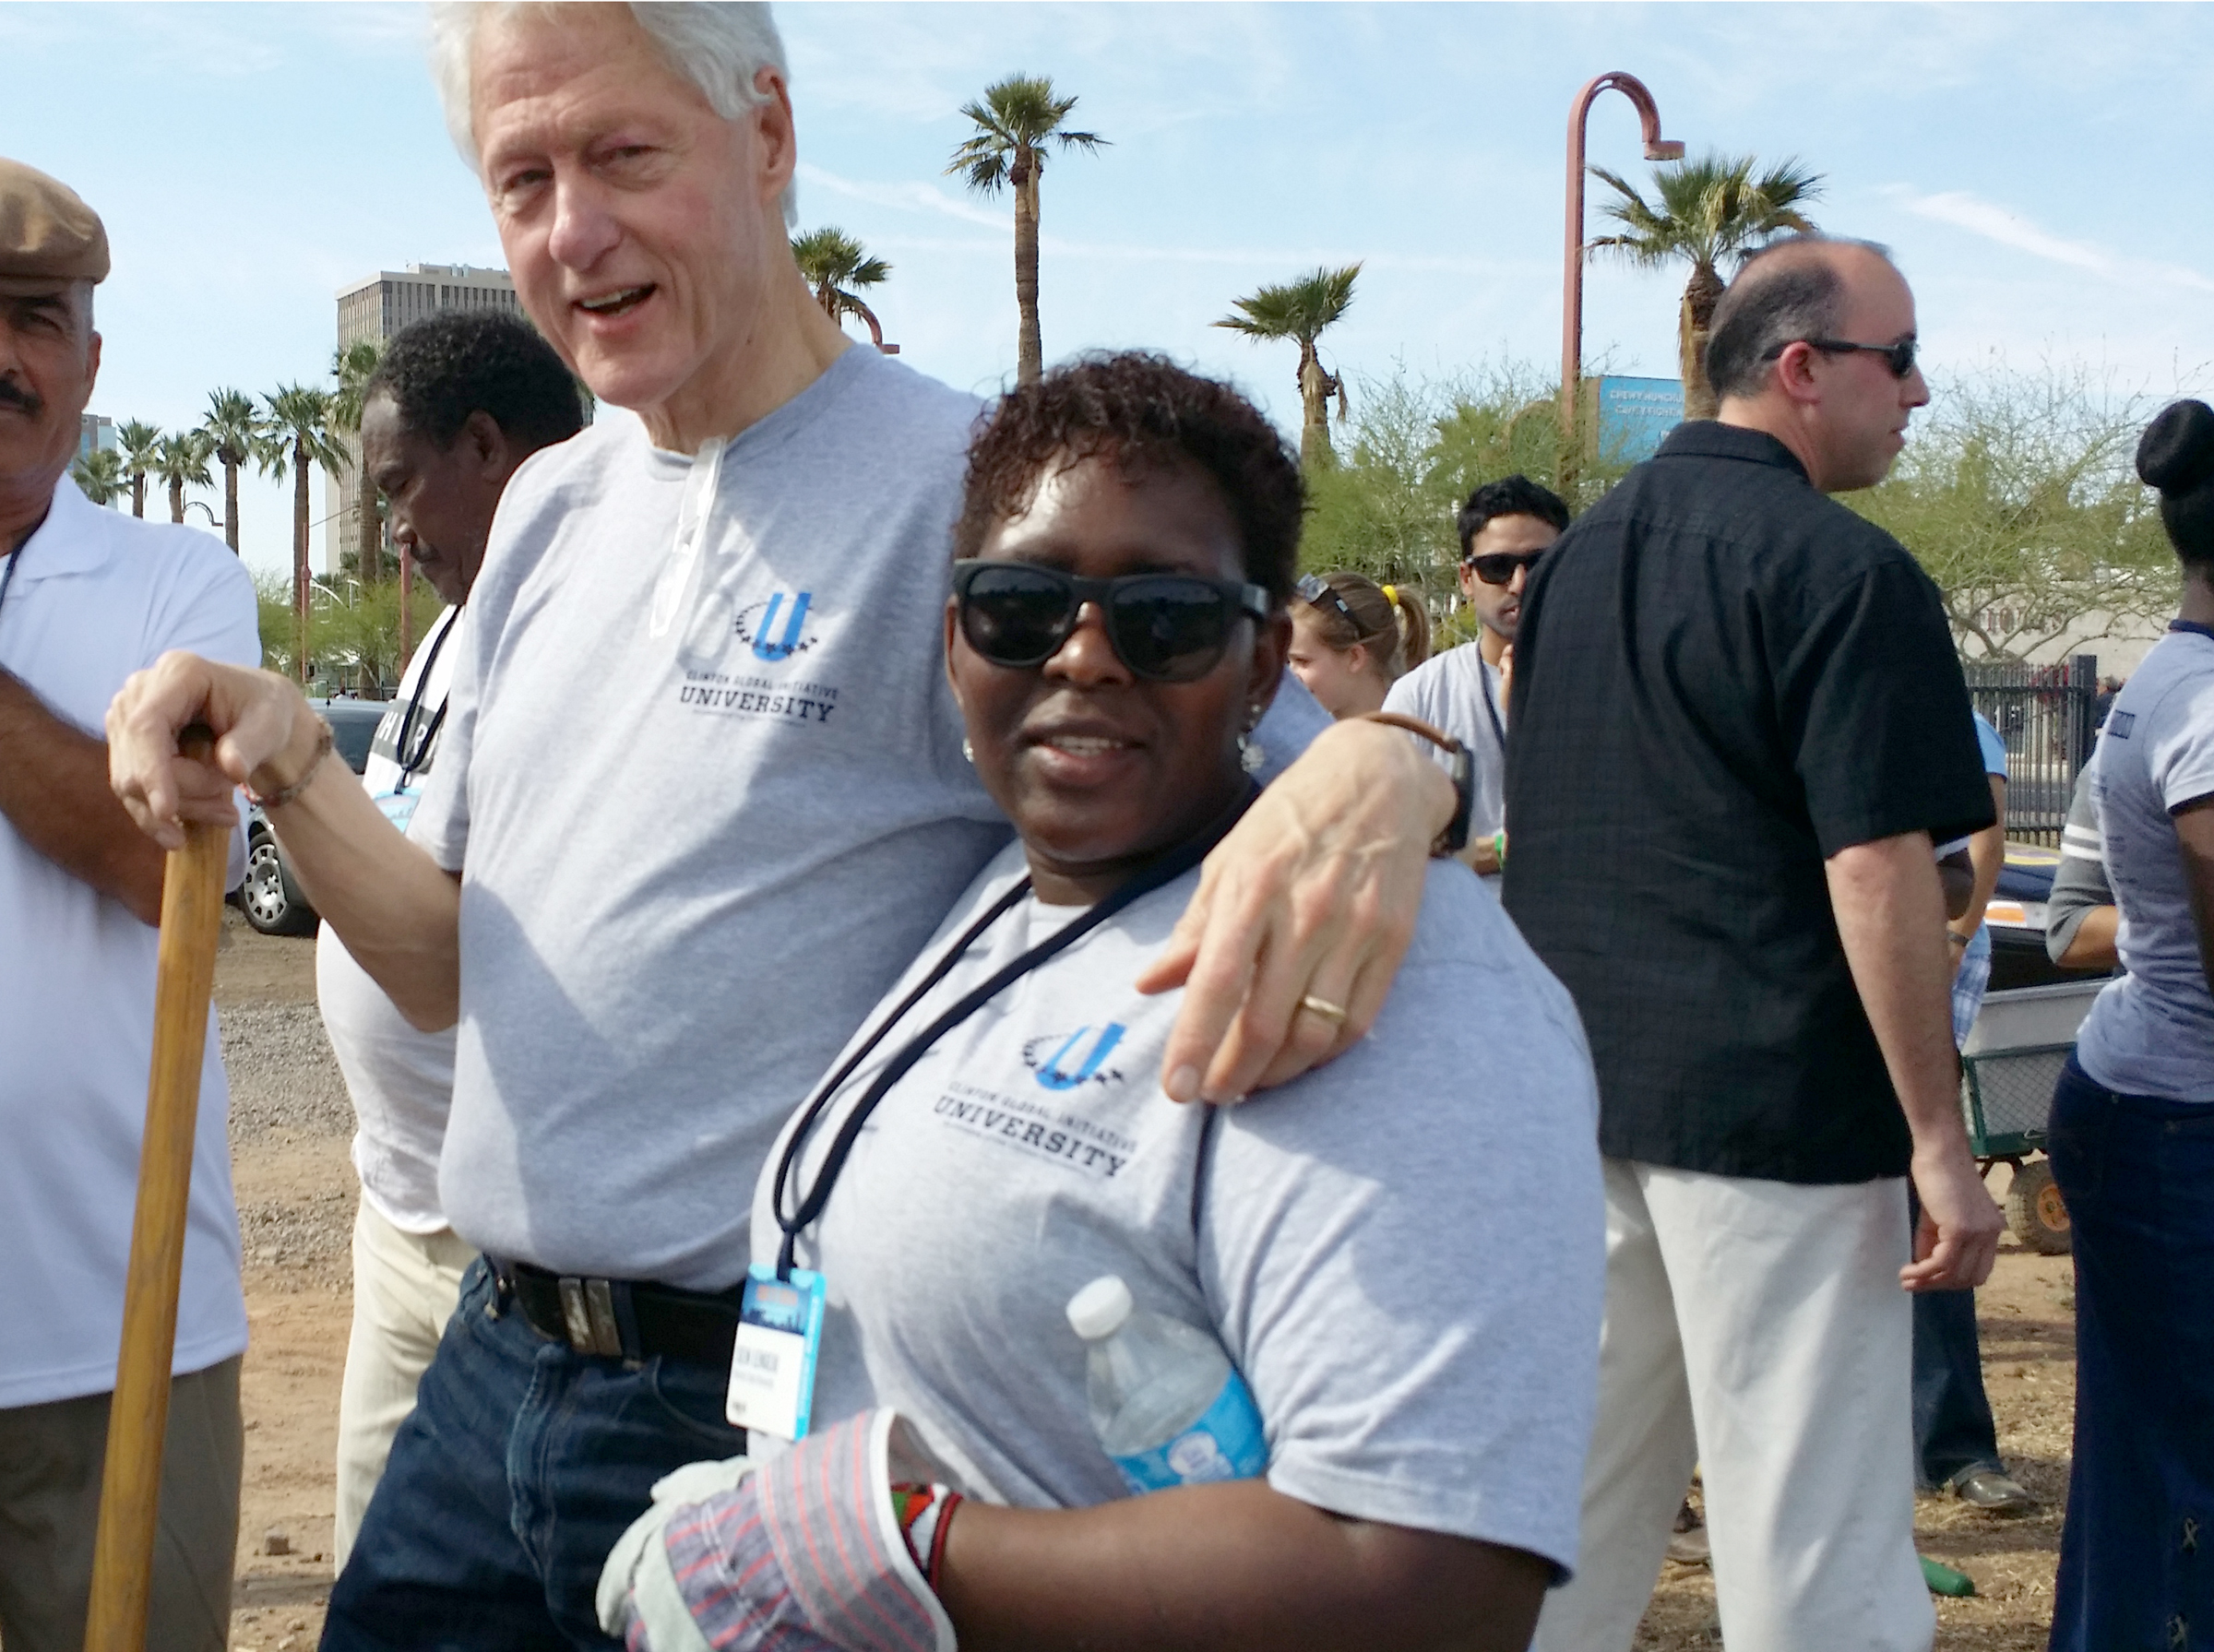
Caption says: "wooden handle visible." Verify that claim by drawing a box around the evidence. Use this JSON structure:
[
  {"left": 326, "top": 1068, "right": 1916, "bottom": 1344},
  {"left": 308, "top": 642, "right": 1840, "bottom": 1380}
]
[{"left": 84, "top": 727, "right": 230, "bottom": 1652}]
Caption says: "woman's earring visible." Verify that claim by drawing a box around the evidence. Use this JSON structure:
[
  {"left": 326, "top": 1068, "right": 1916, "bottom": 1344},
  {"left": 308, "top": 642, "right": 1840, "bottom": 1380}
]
[
  {"left": 961, "top": 737, "right": 974, "bottom": 765},
  {"left": 1238, "top": 707, "right": 1266, "bottom": 776}
]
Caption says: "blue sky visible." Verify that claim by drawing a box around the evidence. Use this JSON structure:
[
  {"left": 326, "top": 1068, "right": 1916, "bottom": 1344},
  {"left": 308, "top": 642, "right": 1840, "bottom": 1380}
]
[{"left": 6, "top": 1, "right": 2212, "bottom": 581}]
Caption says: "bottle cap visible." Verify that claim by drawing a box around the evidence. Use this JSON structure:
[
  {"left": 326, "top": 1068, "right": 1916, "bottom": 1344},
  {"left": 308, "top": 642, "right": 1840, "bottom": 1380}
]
[{"left": 1065, "top": 1275, "right": 1134, "bottom": 1341}]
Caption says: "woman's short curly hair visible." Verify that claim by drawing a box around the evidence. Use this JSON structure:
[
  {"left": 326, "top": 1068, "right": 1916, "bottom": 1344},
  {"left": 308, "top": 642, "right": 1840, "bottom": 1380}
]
[{"left": 954, "top": 352, "right": 1303, "bottom": 601}]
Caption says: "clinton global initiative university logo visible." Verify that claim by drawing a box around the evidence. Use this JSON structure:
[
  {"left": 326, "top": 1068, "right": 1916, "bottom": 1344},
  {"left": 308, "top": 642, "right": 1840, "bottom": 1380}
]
[
  {"left": 1023, "top": 1024, "right": 1127, "bottom": 1091},
  {"left": 734, "top": 590, "right": 821, "bottom": 662}
]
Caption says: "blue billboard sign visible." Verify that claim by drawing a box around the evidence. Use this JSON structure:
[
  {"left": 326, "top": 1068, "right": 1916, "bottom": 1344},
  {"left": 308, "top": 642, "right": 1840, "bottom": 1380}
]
[{"left": 1594, "top": 376, "right": 1684, "bottom": 465}]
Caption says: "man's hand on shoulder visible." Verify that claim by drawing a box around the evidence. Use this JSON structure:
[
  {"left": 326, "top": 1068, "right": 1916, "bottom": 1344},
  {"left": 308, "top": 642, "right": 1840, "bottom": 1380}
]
[{"left": 1137, "top": 718, "right": 1453, "bottom": 1102}]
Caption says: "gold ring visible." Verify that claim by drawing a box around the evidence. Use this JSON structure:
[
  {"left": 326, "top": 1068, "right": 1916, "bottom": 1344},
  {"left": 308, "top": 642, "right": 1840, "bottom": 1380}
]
[{"left": 1299, "top": 993, "right": 1350, "bottom": 1027}]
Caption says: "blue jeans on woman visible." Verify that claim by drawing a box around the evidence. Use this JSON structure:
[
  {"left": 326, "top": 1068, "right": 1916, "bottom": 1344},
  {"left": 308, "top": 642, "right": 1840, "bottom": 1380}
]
[
  {"left": 2046, "top": 1054, "right": 2214, "bottom": 1652},
  {"left": 321, "top": 1257, "right": 747, "bottom": 1651}
]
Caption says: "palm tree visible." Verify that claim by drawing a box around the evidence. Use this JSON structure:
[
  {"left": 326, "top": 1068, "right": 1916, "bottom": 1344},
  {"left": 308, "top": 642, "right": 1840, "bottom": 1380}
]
[
  {"left": 117, "top": 419, "right": 161, "bottom": 518},
  {"left": 200, "top": 388, "right": 257, "bottom": 553},
  {"left": 1588, "top": 152, "right": 1824, "bottom": 422},
  {"left": 258, "top": 384, "right": 347, "bottom": 684},
  {"left": 328, "top": 339, "right": 387, "bottom": 580},
  {"left": 149, "top": 429, "right": 213, "bottom": 525},
  {"left": 70, "top": 447, "right": 127, "bottom": 506},
  {"left": 945, "top": 74, "right": 1106, "bottom": 384},
  {"left": 792, "top": 227, "right": 896, "bottom": 352},
  {"left": 1215, "top": 264, "right": 1362, "bottom": 469}
]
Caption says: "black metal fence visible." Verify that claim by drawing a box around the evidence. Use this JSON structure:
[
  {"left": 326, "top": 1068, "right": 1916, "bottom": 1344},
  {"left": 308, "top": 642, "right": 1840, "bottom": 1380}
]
[{"left": 1965, "top": 655, "right": 2100, "bottom": 844}]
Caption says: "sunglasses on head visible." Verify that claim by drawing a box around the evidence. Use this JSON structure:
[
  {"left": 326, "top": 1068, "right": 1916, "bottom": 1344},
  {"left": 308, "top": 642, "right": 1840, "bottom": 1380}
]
[
  {"left": 1463, "top": 549, "right": 1547, "bottom": 586},
  {"left": 952, "top": 559, "right": 1270, "bottom": 683},
  {"left": 1802, "top": 336, "right": 1918, "bottom": 379},
  {"left": 1296, "top": 574, "right": 1360, "bottom": 629}
]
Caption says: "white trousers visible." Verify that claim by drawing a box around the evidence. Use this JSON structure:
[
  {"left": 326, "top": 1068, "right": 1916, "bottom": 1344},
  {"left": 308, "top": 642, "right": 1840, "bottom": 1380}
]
[
  {"left": 333, "top": 1198, "right": 475, "bottom": 1571},
  {"left": 1533, "top": 1159, "right": 1933, "bottom": 1652}
]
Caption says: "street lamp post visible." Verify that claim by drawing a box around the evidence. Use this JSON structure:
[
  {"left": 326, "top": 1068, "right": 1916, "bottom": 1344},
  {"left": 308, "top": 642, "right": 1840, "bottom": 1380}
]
[
  {"left": 183, "top": 501, "right": 220, "bottom": 531},
  {"left": 1560, "top": 71, "right": 1684, "bottom": 490}
]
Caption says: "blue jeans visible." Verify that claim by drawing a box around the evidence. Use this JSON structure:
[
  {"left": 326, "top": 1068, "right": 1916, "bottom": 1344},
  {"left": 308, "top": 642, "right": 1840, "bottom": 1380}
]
[
  {"left": 2046, "top": 1055, "right": 2214, "bottom": 1652},
  {"left": 321, "top": 1258, "right": 746, "bottom": 1651}
]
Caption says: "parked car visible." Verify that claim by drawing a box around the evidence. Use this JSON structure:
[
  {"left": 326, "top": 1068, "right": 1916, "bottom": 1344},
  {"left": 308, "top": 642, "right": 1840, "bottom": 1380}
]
[{"left": 233, "top": 698, "right": 387, "bottom": 936}]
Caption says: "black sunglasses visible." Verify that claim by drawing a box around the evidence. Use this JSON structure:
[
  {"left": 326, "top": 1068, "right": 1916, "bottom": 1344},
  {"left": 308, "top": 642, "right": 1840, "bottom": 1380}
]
[
  {"left": 1803, "top": 336, "right": 1918, "bottom": 378},
  {"left": 952, "top": 559, "right": 1270, "bottom": 683},
  {"left": 1296, "top": 573, "right": 1360, "bottom": 630},
  {"left": 1463, "top": 549, "right": 1547, "bottom": 586}
]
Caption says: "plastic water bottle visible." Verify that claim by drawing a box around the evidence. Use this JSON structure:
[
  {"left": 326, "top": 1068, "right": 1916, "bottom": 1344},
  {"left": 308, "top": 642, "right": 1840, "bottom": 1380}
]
[{"left": 1065, "top": 1274, "right": 1268, "bottom": 1495}]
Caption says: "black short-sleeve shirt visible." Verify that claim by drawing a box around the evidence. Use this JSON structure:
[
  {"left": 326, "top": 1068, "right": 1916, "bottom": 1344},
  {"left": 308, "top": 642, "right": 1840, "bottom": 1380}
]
[{"left": 1502, "top": 422, "right": 1994, "bottom": 1183}]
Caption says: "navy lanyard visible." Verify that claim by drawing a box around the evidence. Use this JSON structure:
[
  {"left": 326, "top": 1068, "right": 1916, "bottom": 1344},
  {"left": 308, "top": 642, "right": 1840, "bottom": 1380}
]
[
  {"left": 2170, "top": 619, "right": 2214, "bottom": 643},
  {"left": 769, "top": 790, "right": 1253, "bottom": 1278},
  {"left": 392, "top": 610, "right": 458, "bottom": 789},
  {"left": 1478, "top": 655, "right": 1506, "bottom": 753}
]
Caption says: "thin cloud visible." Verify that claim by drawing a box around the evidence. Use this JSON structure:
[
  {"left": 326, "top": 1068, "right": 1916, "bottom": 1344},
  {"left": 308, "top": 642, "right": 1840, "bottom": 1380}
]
[
  {"left": 1893, "top": 188, "right": 2214, "bottom": 295},
  {"left": 799, "top": 163, "right": 1509, "bottom": 277}
]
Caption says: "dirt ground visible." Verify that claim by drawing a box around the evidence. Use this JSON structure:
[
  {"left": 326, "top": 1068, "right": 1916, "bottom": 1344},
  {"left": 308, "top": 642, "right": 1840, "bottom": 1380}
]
[{"left": 210, "top": 910, "right": 2074, "bottom": 1650}]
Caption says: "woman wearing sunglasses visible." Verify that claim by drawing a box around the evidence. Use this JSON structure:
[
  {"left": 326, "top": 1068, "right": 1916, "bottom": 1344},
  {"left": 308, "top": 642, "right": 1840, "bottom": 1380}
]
[
  {"left": 599, "top": 355, "right": 1603, "bottom": 1652},
  {"left": 1286, "top": 570, "right": 1431, "bottom": 719}
]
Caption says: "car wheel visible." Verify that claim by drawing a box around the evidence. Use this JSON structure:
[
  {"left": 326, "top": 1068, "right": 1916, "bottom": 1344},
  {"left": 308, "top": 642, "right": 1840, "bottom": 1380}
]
[
  {"left": 240, "top": 830, "right": 318, "bottom": 937},
  {"left": 2005, "top": 1158, "right": 2071, "bottom": 1255}
]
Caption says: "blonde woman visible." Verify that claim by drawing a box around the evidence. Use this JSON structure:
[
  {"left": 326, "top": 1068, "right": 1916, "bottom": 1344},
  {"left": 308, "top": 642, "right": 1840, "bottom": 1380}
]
[{"left": 1286, "top": 572, "right": 1430, "bottom": 718}]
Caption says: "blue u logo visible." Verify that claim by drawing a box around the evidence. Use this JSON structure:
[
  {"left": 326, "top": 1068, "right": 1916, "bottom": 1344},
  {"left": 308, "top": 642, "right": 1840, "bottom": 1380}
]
[
  {"left": 1035, "top": 1023, "right": 1126, "bottom": 1090},
  {"left": 753, "top": 590, "right": 813, "bottom": 660}
]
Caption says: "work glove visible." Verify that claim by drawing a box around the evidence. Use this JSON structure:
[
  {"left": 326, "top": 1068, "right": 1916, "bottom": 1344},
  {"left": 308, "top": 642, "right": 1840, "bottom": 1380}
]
[{"left": 597, "top": 1409, "right": 961, "bottom": 1652}]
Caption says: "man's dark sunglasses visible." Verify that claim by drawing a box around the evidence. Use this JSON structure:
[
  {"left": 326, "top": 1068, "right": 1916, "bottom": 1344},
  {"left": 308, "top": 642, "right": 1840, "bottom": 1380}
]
[
  {"left": 1463, "top": 549, "right": 1547, "bottom": 586},
  {"left": 1803, "top": 336, "right": 1918, "bottom": 378},
  {"left": 952, "top": 559, "right": 1270, "bottom": 683}
]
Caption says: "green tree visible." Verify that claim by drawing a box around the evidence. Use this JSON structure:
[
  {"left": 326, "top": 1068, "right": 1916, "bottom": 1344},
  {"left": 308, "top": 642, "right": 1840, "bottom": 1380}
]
[
  {"left": 71, "top": 446, "right": 127, "bottom": 505},
  {"left": 255, "top": 568, "right": 449, "bottom": 695},
  {"left": 200, "top": 388, "right": 257, "bottom": 553},
  {"left": 1848, "top": 366, "right": 2177, "bottom": 660},
  {"left": 258, "top": 384, "right": 347, "bottom": 683},
  {"left": 792, "top": 226, "right": 894, "bottom": 350},
  {"left": 1215, "top": 264, "right": 1362, "bottom": 469},
  {"left": 149, "top": 429, "right": 213, "bottom": 524},
  {"left": 946, "top": 74, "right": 1106, "bottom": 384},
  {"left": 116, "top": 418, "right": 161, "bottom": 518},
  {"left": 329, "top": 339, "right": 387, "bottom": 581},
  {"left": 1588, "top": 152, "right": 1823, "bottom": 421}
]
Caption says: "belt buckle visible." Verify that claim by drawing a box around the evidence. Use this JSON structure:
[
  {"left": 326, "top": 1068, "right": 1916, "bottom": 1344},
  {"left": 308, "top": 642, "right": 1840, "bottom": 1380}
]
[{"left": 556, "top": 1277, "right": 625, "bottom": 1358}]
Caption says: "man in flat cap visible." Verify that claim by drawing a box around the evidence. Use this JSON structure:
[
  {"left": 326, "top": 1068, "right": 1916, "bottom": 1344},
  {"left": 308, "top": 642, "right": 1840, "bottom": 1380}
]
[{"left": 0, "top": 156, "right": 259, "bottom": 1652}]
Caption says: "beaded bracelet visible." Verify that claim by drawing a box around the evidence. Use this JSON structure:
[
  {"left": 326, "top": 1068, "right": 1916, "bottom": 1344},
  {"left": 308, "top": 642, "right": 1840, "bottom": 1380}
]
[{"left": 245, "top": 717, "right": 334, "bottom": 809}]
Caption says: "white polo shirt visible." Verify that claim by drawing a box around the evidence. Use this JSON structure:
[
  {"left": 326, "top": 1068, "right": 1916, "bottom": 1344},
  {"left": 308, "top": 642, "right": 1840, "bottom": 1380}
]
[{"left": 0, "top": 478, "right": 259, "bottom": 1408}]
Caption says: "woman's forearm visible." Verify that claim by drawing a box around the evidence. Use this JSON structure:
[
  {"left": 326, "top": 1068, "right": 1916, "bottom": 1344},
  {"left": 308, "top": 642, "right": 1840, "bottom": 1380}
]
[{"left": 937, "top": 1480, "right": 1549, "bottom": 1652}]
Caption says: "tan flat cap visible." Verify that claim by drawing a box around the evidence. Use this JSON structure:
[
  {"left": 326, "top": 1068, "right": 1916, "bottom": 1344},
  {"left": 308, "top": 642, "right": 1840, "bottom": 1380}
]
[{"left": 0, "top": 156, "right": 109, "bottom": 289}]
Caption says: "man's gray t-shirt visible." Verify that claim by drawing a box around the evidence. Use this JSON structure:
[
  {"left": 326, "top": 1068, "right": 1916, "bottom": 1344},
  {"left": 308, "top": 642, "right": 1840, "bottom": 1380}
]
[
  {"left": 411, "top": 345, "right": 1330, "bottom": 1290},
  {"left": 411, "top": 348, "right": 1015, "bottom": 1289},
  {"left": 753, "top": 846, "right": 1604, "bottom": 1575},
  {"left": 1384, "top": 644, "right": 1506, "bottom": 875},
  {"left": 2076, "top": 628, "right": 2214, "bottom": 1100}
]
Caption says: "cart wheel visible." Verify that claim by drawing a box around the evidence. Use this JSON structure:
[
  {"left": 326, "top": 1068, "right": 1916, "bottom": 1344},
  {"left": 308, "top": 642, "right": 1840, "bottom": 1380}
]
[{"left": 2006, "top": 1159, "right": 2071, "bottom": 1255}]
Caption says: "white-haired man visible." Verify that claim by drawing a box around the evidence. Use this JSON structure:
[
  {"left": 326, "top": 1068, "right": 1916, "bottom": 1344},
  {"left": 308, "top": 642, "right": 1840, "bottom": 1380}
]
[{"left": 105, "top": 7, "right": 1459, "bottom": 1647}]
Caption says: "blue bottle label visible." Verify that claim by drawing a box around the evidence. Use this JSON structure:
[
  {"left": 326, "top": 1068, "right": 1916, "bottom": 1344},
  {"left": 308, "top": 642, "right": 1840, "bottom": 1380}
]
[{"left": 1110, "top": 1373, "right": 1268, "bottom": 1494}]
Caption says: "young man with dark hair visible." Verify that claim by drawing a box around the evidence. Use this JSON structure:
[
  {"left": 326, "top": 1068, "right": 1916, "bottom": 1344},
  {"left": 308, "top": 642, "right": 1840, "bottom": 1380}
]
[
  {"left": 321, "top": 308, "right": 585, "bottom": 1567},
  {"left": 1509, "top": 236, "right": 2001, "bottom": 1651},
  {"left": 1384, "top": 474, "right": 1569, "bottom": 881}
]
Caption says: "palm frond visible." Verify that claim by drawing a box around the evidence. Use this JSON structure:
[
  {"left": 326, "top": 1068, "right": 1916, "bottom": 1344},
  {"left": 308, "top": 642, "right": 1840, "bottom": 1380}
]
[
  {"left": 1214, "top": 263, "right": 1363, "bottom": 346},
  {"left": 1590, "top": 150, "right": 1825, "bottom": 271},
  {"left": 944, "top": 72, "right": 1106, "bottom": 195}
]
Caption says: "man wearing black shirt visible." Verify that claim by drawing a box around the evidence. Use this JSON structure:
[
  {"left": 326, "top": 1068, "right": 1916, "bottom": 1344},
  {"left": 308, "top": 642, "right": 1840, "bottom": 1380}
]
[{"left": 1508, "top": 237, "right": 2002, "bottom": 1652}]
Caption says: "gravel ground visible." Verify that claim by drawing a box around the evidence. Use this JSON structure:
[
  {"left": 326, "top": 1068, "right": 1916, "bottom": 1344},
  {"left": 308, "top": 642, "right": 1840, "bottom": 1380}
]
[{"left": 220, "top": 1003, "right": 355, "bottom": 1286}]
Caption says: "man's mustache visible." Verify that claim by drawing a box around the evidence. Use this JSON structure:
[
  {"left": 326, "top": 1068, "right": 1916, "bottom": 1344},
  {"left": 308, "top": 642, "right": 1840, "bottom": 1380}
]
[{"left": 0, "top": 377, "right": 42, "bottom": 417}]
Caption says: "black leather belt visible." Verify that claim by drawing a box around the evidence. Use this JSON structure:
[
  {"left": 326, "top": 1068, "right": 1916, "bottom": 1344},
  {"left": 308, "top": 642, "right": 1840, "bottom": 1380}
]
[{"left": 493, "top": 1258, "right": 744, "bottom": 1367}]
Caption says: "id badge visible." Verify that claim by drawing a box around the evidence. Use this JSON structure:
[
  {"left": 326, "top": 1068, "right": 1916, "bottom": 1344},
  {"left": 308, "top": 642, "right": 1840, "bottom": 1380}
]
[{"left": 726, "top": 1264, "right": 826, "bottom": 1440}]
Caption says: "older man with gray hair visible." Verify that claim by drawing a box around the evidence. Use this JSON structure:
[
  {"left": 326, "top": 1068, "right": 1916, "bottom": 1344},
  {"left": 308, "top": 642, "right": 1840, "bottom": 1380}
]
[
  {"left": 104, "top": 7, "right": 1458, "bottom": 1648},
  {"left": 1505, "top": 236, "right": 2004, "bottom": 1651}
]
